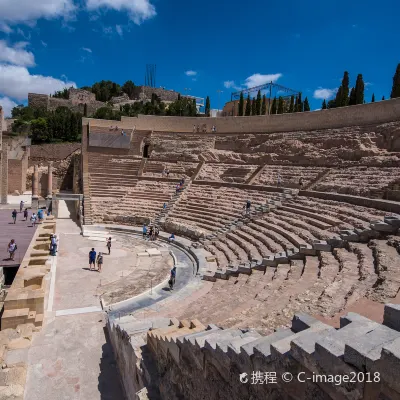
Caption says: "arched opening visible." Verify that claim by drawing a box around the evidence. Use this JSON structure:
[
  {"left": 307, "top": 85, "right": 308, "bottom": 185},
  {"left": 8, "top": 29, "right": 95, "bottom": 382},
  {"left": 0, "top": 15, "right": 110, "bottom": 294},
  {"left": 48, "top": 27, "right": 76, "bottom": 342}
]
[{"left": 143, "top": 144, "right": 150, "bottom": 158}]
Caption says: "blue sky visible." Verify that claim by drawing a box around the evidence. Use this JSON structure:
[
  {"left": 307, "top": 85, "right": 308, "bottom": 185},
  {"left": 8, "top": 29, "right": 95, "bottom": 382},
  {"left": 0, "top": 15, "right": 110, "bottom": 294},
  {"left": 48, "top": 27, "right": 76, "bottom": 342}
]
[{"left": 0, "top": 0, "right": 399, "bottom": 116}]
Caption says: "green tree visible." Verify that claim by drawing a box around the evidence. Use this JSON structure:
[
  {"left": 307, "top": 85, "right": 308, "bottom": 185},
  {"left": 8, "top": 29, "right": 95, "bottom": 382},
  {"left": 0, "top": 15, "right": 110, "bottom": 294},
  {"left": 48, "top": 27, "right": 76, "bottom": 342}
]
[
  {"left": 371, "top": 93, "right": 375, "bottom": 103},
  {"left": 31, "top": 118, "right": 49, "bottom": 143},
  {"left": 256, "top": 90, "right": 262, "bottom": 115},
  {"left": 348, "top": 87, "right": 356, "bottom": 105},
  {"left": 251, "top": 98, "right": 256, "bottom": 115},
  {"left": 354, "top": 74, "right": 365, "bottom": 104},
  {"left": 303, "top": 97, "right": 310, "bottom": 112},
  {"left": 205, "top": 96, "right": 210, "bottom": 117},
  {"left": 322, "top": 99, "right": 327, "bottom": 109},
  {"left": 335, "top": 71, "right": 350, "bottom": 107},
  {"left": 245, "top": 95, "right": 251, "bottom": 116},
  {"left": 277, "top": 97, "right": 284, "bottom": 114},
  {"left": 270, "top": 97, "right": 277, "bottom": 114},
  {"left": 261, "top": 94, "right": 267, "bottom": 115},
  {"left": 390, "top": 63, "right": 400, "bottom": 98},
  {"left": 52, "top": 88, "right": 69, "bottom": 99},
  {"left": 297, "top": 93, "right": 303, "bottom": 112},
  {"left": 122, "top": 80, "right": 136, "bottom": 99},
  {"left": 382, "top": 96, "right": 385, "bottom": 101},
  {"left": 192, "top": 99, "right": 197, "bottom": 116},
  {"left": 327, "top": 100, "right": 336, "bottom": 109},
  {"left": 238, "top": 92, "right": 244, "bottom": 116},
  {"left": 289, "top": 95, "right": 294, "bottom": 113}
]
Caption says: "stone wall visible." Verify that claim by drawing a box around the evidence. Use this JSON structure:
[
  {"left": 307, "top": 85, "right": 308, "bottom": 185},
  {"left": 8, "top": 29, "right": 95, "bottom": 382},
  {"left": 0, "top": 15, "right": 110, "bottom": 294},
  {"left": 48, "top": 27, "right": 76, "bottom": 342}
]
[
  {"left": 0, "top": 106, "right": 4, "bottom": 133},
  {"left": 27, "top": 93, "right": 49, "bottom": 110},
  {"left": 132, "top": 86, "right": 180, "bottom": 102},
  {"left": 69, "top": 88, "right": 96, "bottom": 104},
  {"left": 8, "top": 153, "right": 28, "bottom": 194},
  {"left": 29, "top": 143, "right": 81, "bottom": 161},
  {"left": 121, "top": 97, "right": 400, "bottom": 133}
]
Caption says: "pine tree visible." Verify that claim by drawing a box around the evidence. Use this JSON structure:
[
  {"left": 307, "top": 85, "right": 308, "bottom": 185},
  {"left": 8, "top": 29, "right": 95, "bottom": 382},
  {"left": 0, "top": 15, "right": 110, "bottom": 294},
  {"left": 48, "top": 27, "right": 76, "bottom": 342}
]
[
  {"left": 382, "top": 96, "right": 385, "bottom": 101},
  {"left": 256, "top": 90, "right": 262, "bottom": 115},
  {"left": 390, "top": 63, "right": 400, "bottom": 98},
  {"left": 277, "top": 97, "right": 284, "bottom": 114},
  {"left": 238, "top": 92, "right": 244, "bottom": 116},
  {"left": 303, "top": 97, "right": 310, "bottom": 112},
  {"left": 245, "top": 95, "right": 251, "bottom": 116},
  {"left": 354, "top": 74, "right": 365, "bottom": 104},
  {"left": 261, "top": 95, "right": 267, "bottom": 115},
  {"left": 205, "top": 96, "right": 210, "bottom": 117},
  {"left": 289, "top": 95, "right": 294, "bottom": 113},
  {"left": 348, "top": 88, "right": 356, "bottom": 105},
  {"left": 322, "top": 99, "right": 327, "bottom": 109},
  {"left": 335, "top": 71, "right": 350, "bottom": 107},
  {"left": 270, "top": 97, "right": 277, "bottom": 114},
  {"left": 297, "top": 93, "right": 303, "bottom": 112},
  {"left": 251, "top": 98, "right": 257, "bottom": 116},
  {"left": 371, "top": 93, "right": 375, "bottom": 103}
]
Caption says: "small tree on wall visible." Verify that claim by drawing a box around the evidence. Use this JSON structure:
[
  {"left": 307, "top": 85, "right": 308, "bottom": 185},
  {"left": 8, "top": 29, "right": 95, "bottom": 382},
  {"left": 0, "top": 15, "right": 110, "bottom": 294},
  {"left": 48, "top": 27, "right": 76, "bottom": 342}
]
[
  {"left": 277, "top": 97, "right": 284, "bottom": 114},
  {"left": 251, "top": 98, "right": 257, "bottom": 116},
  {"left": 371, "top": 93, "right": 375, "bottom": 102},
  {"left": 261, "top": 94, "right": 267, "bottom": 115},
  {"left": 84, "top": 103, "right": 88, "bottom": 117},
  {"left": 245, "top": 94, "right": 251, "bottom": 116},
  {"left": 354, "top": 74, "right": 365, "bottom": 104},
  {"left": 238, "top": 92, "right": 244, "bottom": 116},
  {"left": 289, "top": 95, "right": 294, "bottom": 113}
]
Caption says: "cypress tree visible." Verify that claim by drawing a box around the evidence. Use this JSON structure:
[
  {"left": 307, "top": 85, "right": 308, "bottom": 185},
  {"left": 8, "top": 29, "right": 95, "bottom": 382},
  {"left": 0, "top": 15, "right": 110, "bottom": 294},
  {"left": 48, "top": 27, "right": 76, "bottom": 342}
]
[
  {"left": 83, "top": 103, "right": 88, "bottom": 117},
  {"left": 322, "top": 99, "right": 327, "bottom": 109},
  {"left": 297, "top": 93, "right": 303, "bottom": 112},
  {"left": 256, "top": 90, "right": 262, "bottom": 115},
  {"left": 289, "top": 95, "right": 294, "bottom": 113},
  {"left": 245, "top": 94, "right": 251, "bottom": 116},
  {"left": 270, "top": 97, "right": 277, "bottom": 114},
  {"left": 354, "top": 74, "right": 365, "bottom": 104},
  {"left": 251, "top": 98, "right": 257, "bottom": 116},
  {"left": 335, "top": 71, "right": 350, "bottom": 107},
  {"left": 261, "top": 94, "right": 267, "bottom": 115},
  {"left": 238, "top": 92, "right": 244, "bottom": 116},
  {"left": 192, "top": 98, "right": 197, "bottom": 116},
  {"left": 277, "top": 97, "right": 284, "bottom": 114},
  {"left": 348, "top": 88, "right": 356, "bottom": 105},
  {"left": 303, "top": 97, "right": 310, "bottom": 112},
  {"left": 205, "top": 96, "right": 210, "bottom": 117},
  {"left": 371, "top": 93, "right": 375, "bottom": 103},
  {"left": 294, "top": 96, "right": 298, "bottom": 112},
  {"left": 390, "top": 63, "right": 400, "bottom": 98},
  {"left": 382, "top": 96, "right": 385, "bottom": 101}
]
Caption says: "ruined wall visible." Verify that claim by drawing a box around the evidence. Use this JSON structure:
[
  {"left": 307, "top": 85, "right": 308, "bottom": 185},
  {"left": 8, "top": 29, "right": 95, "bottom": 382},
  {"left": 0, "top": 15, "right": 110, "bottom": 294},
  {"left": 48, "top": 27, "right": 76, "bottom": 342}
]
[
  {"left": 122, "top": 97, "right": 400, "bottom": 133},
  {"left": 27, "top": 93, "right": 49, "bottom": 110},
  {"left": 69, "top": 88, "right": 96, "bottom": 104},
  {"left": 132, "top": 86, "right": 180, "bottom": 102},
  {"left": 8, "top": 154, "right": 28, "bottom": 194}
]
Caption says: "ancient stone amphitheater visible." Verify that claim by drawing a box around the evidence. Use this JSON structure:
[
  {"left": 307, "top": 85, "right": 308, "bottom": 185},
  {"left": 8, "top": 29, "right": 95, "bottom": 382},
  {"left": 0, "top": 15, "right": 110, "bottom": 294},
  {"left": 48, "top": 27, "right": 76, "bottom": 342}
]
[{"left": 82, "top": 99, "right": 400, "bottom": 399}]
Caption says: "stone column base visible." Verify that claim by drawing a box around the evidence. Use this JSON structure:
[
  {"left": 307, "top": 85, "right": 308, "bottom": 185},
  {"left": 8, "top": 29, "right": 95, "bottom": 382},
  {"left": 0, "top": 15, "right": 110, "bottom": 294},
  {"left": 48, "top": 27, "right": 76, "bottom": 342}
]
[{"left": 31, "top": 197, "right": 39, "bottom": 211}]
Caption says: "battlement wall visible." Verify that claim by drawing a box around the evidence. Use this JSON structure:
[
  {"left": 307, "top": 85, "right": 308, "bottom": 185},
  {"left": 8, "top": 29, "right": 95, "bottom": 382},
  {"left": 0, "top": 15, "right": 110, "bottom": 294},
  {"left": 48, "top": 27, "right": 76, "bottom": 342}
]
[{"left": 121, "top": 97, "right": 400, "bottom": 133}]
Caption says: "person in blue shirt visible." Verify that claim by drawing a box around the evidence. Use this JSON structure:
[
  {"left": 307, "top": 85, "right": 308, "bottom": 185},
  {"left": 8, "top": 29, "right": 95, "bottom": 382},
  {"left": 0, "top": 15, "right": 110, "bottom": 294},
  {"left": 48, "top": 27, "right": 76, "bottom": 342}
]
[
  {"left": 89, "top": 248, "right": 96, "bottom": 271},
  {"left": 168, "top": 233, "right": 175, "bottom": 242},
  {"left": 169, "top": 266, "right": 177, "bottom": 290},
  {"left": 37, "top": 209, "right": 44, "bottom": 224},
  {"left": 142, "top": 224, "right": 147, "bottom": 239}
]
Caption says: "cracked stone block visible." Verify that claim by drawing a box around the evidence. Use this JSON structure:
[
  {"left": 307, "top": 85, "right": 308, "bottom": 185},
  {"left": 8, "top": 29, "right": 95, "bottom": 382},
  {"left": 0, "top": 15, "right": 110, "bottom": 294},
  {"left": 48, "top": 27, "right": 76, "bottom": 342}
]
[
  {"left": 286, "top": 247, "right": 302, "bottom": 260},
  {"left": 383, "top": 304, "right": 400, "bottom": 332},
  {"left": 202, "top": 272, "right": 216, "bottom": 282},
  {"left": 261, "top": 255, "right": 276, "bottom": 267},
  {"left": 274, "top": 252, "right": 289, "bottom": 264},
  {"left": 384, "top": 215, "right": 400, "bottom": 228},
  {"left": 370, "top": 220, "right": 398, "bottom": 233},
  {"left": 299, "top": 244, "right": 317, "bottom": 256},
  {"left": 238, "top": 263, "right": 251, "bottom": 274},
  {"left": 291, "top": 313, "right": 323, "bottom": 333},
  {"left": 339, "top": 230, "right": 359, "bottom": 242},
  {"left": 379, "top": 337, "right": 400, "bottom": 394},
  {"left": 312, "top": 240, "right": 331, "bottom": 252}
]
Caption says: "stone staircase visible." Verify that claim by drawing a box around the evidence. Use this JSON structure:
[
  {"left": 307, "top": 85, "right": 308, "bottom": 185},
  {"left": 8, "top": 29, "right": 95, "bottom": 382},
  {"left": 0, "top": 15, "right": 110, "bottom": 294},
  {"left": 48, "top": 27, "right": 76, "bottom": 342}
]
[
  {"left": 108, "top": 305, "right": 400, "bottom": 400},
  {"left": 303, "top": 168, "right": 331, "bottom": 190}
]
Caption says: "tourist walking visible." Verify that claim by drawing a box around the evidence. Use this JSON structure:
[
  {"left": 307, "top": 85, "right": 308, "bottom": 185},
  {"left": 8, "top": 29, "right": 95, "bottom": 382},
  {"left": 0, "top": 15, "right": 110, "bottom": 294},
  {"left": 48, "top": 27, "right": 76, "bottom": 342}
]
[
  {"left": 7, "top": 239, "right": 17, "bottom": 261},
  {"left": 23, "top": 208, "right": 28, "bottom": 221},
  {"left": 244, "top": 200, "right": 251, "bottom": 215},
  {"left": 30, "top": 213, "right": 37, "bottom": 227},
  {"left": 106, "top": 237, "right": 112, "bottom": 255},
  {"left": 20, "top": 200, "right": 24, "bottom": 213},
  {"left": 37, "top": 209, "right": 44, "bottom": 224},
  {"left": 142, "top": 224, "right": 147, "bottom": 239},
  {"left": 11, "top": 209, "right": 17, "bottom": 224},
  {"left": 89, "top": 248, "right": 97, "bottom": 271},
  {"left": 168, "top": 233, "right": 175, "bottom": 242},
  {"left": 277, "top": 174, "right": 282, "bottom": 187},
  {"left": 97, "top": 252, "right": 103, "bottom": 272},
  {"left": 155, "top": 226, "right": 160, "bottom": 239},
  {"left": 50, "top": 234, "right": 58, "bottom": 256},
  {"left": 169, "top": 266, "right": 177, "bottom": 290}
]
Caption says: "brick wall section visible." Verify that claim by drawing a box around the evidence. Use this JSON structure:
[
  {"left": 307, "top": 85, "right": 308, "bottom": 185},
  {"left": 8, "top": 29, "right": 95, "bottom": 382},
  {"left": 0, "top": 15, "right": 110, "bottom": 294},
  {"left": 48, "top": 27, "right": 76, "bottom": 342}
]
[
  {"left": 118, "top": 97, "right": 400, "bottom": 133},
  {"left": 29, "top": 143, "right": 81, "bottom": 162}
]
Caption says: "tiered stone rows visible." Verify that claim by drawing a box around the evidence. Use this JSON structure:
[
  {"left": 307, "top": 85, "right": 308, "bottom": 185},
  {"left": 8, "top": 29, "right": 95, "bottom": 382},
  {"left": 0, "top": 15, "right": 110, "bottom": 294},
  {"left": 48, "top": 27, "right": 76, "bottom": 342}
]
[
  {"left": 314, "top": 166, "right": 400, "bottom": 196},
  {"left": 197, "top": 163, "right": 258, "bottom": 183},
  {"left": 166, "top": 184, "right": 277, "bottom": 235},
  {"left": 253, "top": 165, "right": 326, "bottom": 187},
  {"left": 143, "top": 161, "right": 197, "bottom": 179}
]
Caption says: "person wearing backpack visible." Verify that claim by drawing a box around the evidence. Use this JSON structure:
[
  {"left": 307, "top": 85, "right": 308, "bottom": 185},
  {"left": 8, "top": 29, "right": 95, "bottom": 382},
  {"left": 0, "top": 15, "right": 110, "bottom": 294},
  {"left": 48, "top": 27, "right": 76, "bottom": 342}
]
[
  {"left": 7, "top": 239, "right": 17, "bottom": 261},
  {"left": 12, "top": 209, "right": 17, "bottom": 224}
]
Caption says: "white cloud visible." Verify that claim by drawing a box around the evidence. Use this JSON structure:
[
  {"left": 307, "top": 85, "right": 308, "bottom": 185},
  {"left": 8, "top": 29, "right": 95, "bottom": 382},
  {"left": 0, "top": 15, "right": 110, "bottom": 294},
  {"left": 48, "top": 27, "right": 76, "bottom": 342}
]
[
  {"left": 116, "top": 24, "right": 123, "bottom": 36},
  {"left": 41, "top": 40, "right": 48, "bottom": 47},
  {"left": 0, "top": 96, "right": 18, "bottom": 117},
  {"left": 0, "top": 22, "right": 12, "bottom": 33},
  {"left": 0, "top": 40, "right": 35, "bottom": 67},
  {"left": 313, "top": 87, "right": 337, "bottom": 100},
  {"left": 82, "top": 47, "right": 92, "bottom": 53},
  {"left": 0, "top": 0, "right": 75, "bottom": 29},
  {"left": 244, "top": 73, "right": 282, "bottom": 88},
  {"left": 0, "top": 64, "right": 76, "bottom": 101},
  {"left": 223, "top": 80, "right": 235, "bottom": 89},
  {"left": 86, "top": 0, "right": 156, "bottom": 25},
  {"left": 185, "top": 70, "right": 197, "bottom": 77},
  {"left": 102, "top": 26, "right": 113, "bottom": 35}
]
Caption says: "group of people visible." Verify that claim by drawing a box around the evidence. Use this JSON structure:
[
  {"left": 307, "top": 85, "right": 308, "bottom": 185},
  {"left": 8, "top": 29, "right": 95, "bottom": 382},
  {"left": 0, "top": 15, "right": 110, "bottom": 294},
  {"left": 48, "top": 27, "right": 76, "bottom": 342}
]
[
  {"left": 175, "top": 178, "right": 186, "bottom": 194},
  {"left": 192, "top": 124, "right": 217, "bottom": 133},
  {"left": 11, "top": 201, "right": 46, "bottom": 227},
  {"left": 142, "top": 224, "right": 160, "bottom": 241},
  {"left": 87, "top": 237, "right": 112, "bottom": 272}
]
